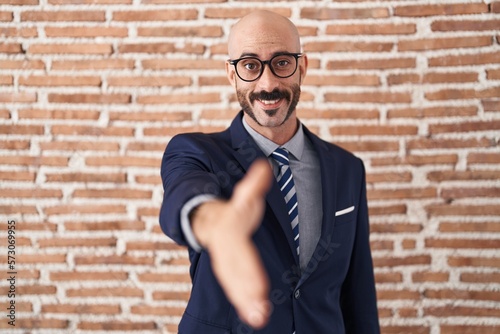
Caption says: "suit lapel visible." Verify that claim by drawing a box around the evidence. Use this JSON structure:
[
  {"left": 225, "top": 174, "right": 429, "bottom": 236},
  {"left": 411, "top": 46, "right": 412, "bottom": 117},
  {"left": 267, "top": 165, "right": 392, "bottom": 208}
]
[{"left": 229, "top": 113, "right": 300, "bottom": 265}]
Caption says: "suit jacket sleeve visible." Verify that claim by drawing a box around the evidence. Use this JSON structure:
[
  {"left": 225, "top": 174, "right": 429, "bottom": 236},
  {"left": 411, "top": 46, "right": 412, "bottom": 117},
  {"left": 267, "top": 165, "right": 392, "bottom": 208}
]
[
  {"left": 340, "top": 160, "right": 380, "bottom": 333},
  {"left": 159, "top": 134, "right": 223, "bottom": 247}
]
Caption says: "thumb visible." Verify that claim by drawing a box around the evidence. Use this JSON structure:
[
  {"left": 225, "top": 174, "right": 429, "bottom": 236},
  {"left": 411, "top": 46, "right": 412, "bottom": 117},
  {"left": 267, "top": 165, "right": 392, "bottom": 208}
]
[{"left": 233, "top": 159, "right": 273, "bottom": 203}]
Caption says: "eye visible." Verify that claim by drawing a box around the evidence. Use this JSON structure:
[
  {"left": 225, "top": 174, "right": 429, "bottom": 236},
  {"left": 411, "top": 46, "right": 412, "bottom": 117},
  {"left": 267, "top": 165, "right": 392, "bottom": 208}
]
[
  {"left": 239, "top": 59, "right": 261, "bottom": 72},
  {"left": 276, "top": 59, "right": 290, "bottom": 67}
]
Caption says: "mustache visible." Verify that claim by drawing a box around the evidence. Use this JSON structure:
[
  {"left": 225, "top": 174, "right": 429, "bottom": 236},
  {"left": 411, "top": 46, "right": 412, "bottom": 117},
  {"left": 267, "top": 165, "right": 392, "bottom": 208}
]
[{"left": 249, "top": 89, "right": 291, "bottom": 103}]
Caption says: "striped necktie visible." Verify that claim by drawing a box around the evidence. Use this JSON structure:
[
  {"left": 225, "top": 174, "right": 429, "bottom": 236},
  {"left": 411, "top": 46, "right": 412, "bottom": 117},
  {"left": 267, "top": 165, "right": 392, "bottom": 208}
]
[{"left": 271, "top": 147, "right": 299, "bottom": 256}]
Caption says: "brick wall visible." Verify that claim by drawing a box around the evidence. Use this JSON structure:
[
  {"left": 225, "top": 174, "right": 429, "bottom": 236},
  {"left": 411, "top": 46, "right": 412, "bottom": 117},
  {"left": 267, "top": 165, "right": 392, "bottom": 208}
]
[{"left": 0, "top": 0, "right": 499, "bottom": 333}]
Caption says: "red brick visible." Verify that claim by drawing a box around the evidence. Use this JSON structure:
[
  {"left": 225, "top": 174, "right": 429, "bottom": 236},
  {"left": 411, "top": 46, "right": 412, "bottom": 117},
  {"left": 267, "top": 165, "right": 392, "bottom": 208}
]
[
  {"left": 45, "top": 26, "right": 127, "bottom": 37},
  {"left": 0, "top": 59, "right": 44, "bottom": 69},
  {"left": 49, "top": 0, "right": 131, "bottom": 3},
  {"left": 28, "top": 43, "right": 112, "bottom": 55},
  {"left": 2, "top": 156, "right": 69, "bottom": 167},
  {"left": 381, "top": 326, "right": 429, "bottom": 334},
  {"left": 137, "top": 272, "right": 191, "bottom": 283},
  {"left": 0, "top": 43, "right": 22, "bottom": 53},
  {"left": 45, "top": 172, "right": 125, "bottom": 183},
  {"left": 427, "top": 204, "right": 500, "bottom": 216},
  {"left": 0, "top": 11, "right": 12, "bottom": 21},
  {"left": 49, "top": 93, "right": 130, "bottom": 104},
  {"left": 0, "top": 125, "right": 44, "bottom": 135},
  {"left": 0, "top": 205, "right": 38, "bottom": 214},
  {"left": 51, "top": 59, "right": 134, "bottom": 70},
  {"left": 142, "top": 58, "right": 221, "bottom": 70},
  {"left": 73, "top": 188, "right": 152, "bottom": 199},
  {"left": 305, "top": 41, "right": 393, "bottom": 53},
  {"left": 18, "top": 254, "right": 66, "bottom": 263},
  {"left": 75, "top": 255, "right": 154, "bottom": 265},
  {"left": 113, "top": 9, "right": 197, "bottom": 21},
  {"left": 468, "top": 152, "right": 500, "bottom": 164},
  {"left": 51, "top": 125, "right": 134, "bottom": 137},
  {"left": 426, "top": 238, "right": 500, "bottom": 249},
  {"left": 0, "top": 318, "right": 68, "bottom": 329},
  {"left": 482, "top": 99, "right": 500, "bottom": 112},
  {"left": 374, "top": 272, "right": 403, "bottom": 284},
  {"left": 85, "top": 156, "right": 160, "bottom": 168},
  {"left": 0, "top": 188, "right": 62, "bottom": 198},
  {"left": 40, "top": 141, "right": 120, "bottom": 152},
  {"left": 429, "top": 51, "right": 500, "bottom": 67},
  {"left": 377, "top": 289, "right": 420, "bottom": 300},
  {"left": 427, "top": 170, "right": 499, "bottom": 181},
  {"left": 331, "top": 125, "right": 417, "bottom": 136},
  {"left": 0, "top": 171, "right": 35, "bottom": 181},
  {"left": 398, "top": 36, "right": 491, "bottom": 51},
  {"left": 388, "top": 106, "right": 477, "bottom": 119},
  {"left": 299, "top": 108, "right": 379, "bottom": 120},
  {"left": 21, "top": 11, "right": 105, "bottom": 21},
  {"left": 424, "top": 305, "right": 500, "bottom": 317},
  {"left": 19, "top": 75, "right": 101, "bottom": 86},
  {"left": 325, "top": 91, "right": 412, "bottom": 104},
  {"left": 137, "top": 92, "right": 220, "bottom": 104},
  {"left": 42, "top": 304, "right": 120, "bottom": 314},
  {"left": 432, "top": 19, "right": 500, "bottom": 31},
  {"left": 487, "top": 68, "right": 500, "bottom": 80},
  {"left": 44, "top": 205, "right": 126, "bottom": 215},
  {"left": 0, "top": 75, "right": 13, "bottom": 85},
  {"left": 301, "top": 7, "right": 389, "bottom": 20},
  {"left": 66, "top": 287, "right": 143, "bottom": 298},
  {"left": 441, "top": 326, "right": 500, "bottom": 334},
  {"left": 326, "top": 23, "right": 415, "bottom": 35},
  {"left": 373, "top": 255, "right": 431, "bottom": 267},
  {"left": 126, "top": 142, "right": 165, "bottom": 152},
  {"left": 328, "top": 57, "right": 415, "bottom": 70},
  {"left": 369, "top": 188, "right": 436, "bottom": 200},
  {"left": 107, "top": 76, "right": 191, "bottom": 87},
  {"left": 371, "top": 240, "right": 394, "bottom": 251},
  {"left": 369, "top": 204, "right": 407, "bottom": 216},
  {"left": 152, "top": 291, "right": 190, "bottom": 301},
  {"left": 304, "top": 74, "right": 380, "bottom": 86},
  {"left": 126, "top": 241, "right": 186, "bottom": 251},
  {"left": 426, "top": 86, "right": 500, "bottom": 101},
  {"left": 371, "top": 223, "right": 422, "bottom": 233},
  {"left": 78, "top": 321, "right": 156, "bottom": 331},
  {"left": 39, "top": 237, "right": 117, "bottom": 248},
  {"left": 205, "top": 7, "right": 290, "bottom": 19},
  {"left": 412, "top": 271, "right": 449, "bottom": 282},
  {"left": 138, "top": 26, "right": 223, "bottom": 37},
  {"left": 461, "top": 272, "right": 500, "bottom": 283},
  {"left": 394, "top": 3, "right": 487, "bottom": 17},
  {"left": 441, "top": 187, "right": 499, "bottom": 199},
  {"left": 372, "top": 154, "right": 458, "bottom": 166},
  {"left": 424, "top": 289, "right": 500, "bottom": 302},
  {"left": 65, "top": 220, "right": 144, "bottom": 231},
  {"left": 441, "top": 223, "right": 500, "bottom": 234},
  {"left": 0, "top": 92, "right": 37, "bottom": 103},
  {"left": 51, "top": 271, "right": 128, "bottom": 281},
  {"left": 131, "top": 305, "right": 184, "bottom": 317},
  {"left": 110, "top": 111, "right": 192, "bottom": 122},
  {"left": 367, "top": 172, "right": 412, "bottom": 184},
  {"left": 429, "top": 120, "right": 500, "bottom": 134},
  {"left": 408, "top": 137, "right": 493, "bottom": 150}
]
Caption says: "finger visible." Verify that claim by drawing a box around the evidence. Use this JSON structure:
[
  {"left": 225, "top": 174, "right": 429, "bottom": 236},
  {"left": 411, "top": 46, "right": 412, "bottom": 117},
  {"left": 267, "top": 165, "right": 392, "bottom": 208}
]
[{"left": 236, "top": 159, "right": 273, "bottom": 199}]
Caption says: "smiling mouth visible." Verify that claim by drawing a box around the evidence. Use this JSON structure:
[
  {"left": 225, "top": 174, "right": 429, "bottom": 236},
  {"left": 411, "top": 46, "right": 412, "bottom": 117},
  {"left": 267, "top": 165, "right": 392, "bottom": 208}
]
[{"left": 259, "top": 99, "right": 281, "bottom": 106}]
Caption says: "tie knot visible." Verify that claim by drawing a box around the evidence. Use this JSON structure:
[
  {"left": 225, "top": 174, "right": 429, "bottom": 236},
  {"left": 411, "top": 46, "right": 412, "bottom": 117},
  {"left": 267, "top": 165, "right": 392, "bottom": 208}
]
[{"left": 271, "top": 147, "right": 290, "bottom": 166}]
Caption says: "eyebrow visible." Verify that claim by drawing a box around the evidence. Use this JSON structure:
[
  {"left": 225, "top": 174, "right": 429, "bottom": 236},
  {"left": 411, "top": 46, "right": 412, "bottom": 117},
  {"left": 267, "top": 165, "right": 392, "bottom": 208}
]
[{"left": 239, "top": 51, "right": 294, "bottom": 59}]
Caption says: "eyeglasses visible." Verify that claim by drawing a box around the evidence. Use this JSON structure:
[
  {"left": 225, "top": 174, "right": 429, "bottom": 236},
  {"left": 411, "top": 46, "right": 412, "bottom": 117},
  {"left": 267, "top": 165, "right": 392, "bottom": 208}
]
[{"left": 228, "top": 53, "right": 303, "bottom": 82}]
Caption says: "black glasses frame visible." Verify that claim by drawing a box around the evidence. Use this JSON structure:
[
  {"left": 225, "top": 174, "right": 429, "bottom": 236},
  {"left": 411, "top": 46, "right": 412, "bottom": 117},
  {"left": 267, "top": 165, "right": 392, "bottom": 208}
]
[{"left": 228, "top": 53, "right": 303, "bottom": 82}]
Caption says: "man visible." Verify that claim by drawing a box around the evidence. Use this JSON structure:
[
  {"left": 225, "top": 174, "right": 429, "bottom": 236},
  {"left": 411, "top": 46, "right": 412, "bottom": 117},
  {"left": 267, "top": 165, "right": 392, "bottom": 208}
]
[{"left": 160, "top": 10, "right": 380, "bottom": 334}]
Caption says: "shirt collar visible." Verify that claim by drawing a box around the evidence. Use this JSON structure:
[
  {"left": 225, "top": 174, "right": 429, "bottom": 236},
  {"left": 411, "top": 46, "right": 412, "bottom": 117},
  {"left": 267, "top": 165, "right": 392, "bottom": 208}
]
[{"left": 242, "top": 115, "right": 305, "bottom": 161}]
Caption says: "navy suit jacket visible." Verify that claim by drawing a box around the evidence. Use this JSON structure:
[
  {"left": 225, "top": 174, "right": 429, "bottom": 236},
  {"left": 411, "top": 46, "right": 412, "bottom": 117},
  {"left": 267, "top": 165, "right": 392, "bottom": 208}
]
[{"left": 160, "top": 112, "right": 380, "bottom": 334}]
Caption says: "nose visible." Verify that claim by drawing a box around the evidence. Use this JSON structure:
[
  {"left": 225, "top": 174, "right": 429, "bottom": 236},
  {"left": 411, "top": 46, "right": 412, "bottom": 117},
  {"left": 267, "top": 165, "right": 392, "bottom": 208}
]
[{"left": 255, "top": 64, "right": 279, "bottom": 92}]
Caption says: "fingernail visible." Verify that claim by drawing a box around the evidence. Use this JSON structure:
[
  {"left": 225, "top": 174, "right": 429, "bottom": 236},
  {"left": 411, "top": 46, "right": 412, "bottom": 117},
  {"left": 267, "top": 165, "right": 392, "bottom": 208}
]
[{"left": 248, "top": 310, "right": 264, "bottom": 327}]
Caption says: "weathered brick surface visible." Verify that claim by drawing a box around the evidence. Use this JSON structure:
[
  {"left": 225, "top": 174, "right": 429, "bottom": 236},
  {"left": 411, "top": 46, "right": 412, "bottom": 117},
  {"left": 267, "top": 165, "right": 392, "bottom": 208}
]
[{"left": 1, "top": 1, "right": 499, "bottom": 333}]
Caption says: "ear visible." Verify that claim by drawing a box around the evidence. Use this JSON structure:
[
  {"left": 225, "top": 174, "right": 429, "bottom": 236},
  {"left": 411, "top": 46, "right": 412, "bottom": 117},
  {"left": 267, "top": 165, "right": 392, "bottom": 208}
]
[
  {"left": 298, "top": 54, "right": 308, "bottom": 84},
  {"left": 226, "top": 60, "right": 237, "bottom": 88}
]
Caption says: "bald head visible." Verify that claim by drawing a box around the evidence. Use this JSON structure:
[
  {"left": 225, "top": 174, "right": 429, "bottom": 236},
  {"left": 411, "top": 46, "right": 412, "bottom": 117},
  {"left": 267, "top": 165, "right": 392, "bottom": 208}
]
[{"left": 228, "top": 10, "right": 301, "bottom": 59}]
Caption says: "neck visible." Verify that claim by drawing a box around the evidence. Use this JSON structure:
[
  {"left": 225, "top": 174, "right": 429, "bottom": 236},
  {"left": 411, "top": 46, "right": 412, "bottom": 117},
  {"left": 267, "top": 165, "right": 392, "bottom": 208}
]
[{"left": 243, "top": 114, "right": 299, "bottom": 145}]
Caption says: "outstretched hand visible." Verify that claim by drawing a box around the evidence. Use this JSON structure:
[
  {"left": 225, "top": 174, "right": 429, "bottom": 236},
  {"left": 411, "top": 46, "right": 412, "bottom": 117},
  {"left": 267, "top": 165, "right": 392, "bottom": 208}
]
[{"left": 191, "top": 159, "right": 273, "bottom": 329}]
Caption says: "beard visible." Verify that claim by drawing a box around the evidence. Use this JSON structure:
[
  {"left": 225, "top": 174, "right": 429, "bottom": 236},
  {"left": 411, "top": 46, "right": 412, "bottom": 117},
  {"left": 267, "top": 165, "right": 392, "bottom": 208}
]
[{"left": 236, "top": 84, "right": 301, "bottom": 127}]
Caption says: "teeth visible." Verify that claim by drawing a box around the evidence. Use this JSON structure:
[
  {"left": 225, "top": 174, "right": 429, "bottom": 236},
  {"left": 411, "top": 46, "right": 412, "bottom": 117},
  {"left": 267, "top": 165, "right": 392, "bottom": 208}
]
[{"left": 260, "top": 99, "right": 279, "bottom": 105}]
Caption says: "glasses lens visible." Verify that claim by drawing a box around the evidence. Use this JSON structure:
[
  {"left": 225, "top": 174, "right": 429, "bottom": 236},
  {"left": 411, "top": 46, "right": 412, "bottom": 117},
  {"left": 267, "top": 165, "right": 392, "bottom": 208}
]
[
  {"left": 270, "top": 54, "right": 298, "bottom": 78},
  {"left": 236, "top": 58, "right": 263, "bottom": 81}
]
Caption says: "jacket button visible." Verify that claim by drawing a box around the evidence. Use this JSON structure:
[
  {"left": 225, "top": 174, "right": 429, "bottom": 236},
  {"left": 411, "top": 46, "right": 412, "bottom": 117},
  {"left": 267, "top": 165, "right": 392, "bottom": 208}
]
[{"left": 294, "top": 289, "right": 301, "bottom": 299}]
